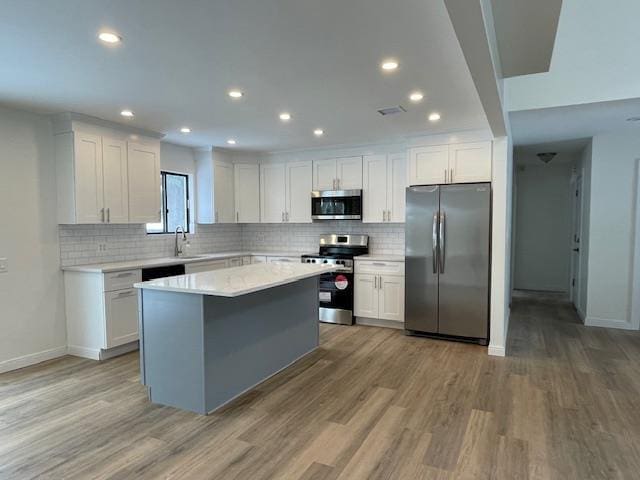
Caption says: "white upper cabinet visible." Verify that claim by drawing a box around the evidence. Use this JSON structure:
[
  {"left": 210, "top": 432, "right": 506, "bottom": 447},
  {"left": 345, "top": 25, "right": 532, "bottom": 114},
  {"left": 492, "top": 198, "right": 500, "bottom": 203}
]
[
  {"left": 234, "top": 163, "right": 260, "bottom": 223},
  {"left": 101, "top": 137, "right": 129, "bottom": 224},
  {"left": 73, "top": 132, "right": 104, "bottom": 223},
  {"left": 214, "top": 161, "right": 235, "bottom": 223},
  {"left": 362, "top": 153, "right": 406, "bottom": 223},
  {"left": 362, "top": 155, "right": 388, "bottom": 223},
  {"left": 260, "top": 163, "right": 287, "bottom": 223},
  {"left": 408, "top": 145, "right": 449, "bottom": 186},
  {"left": 449, "top": 142, "right": 492, "bottom": 184},
  {"left": 195, "top": 149, "right": 236, "bottom": 224},
  {"left": 127, "top": 142, "right": 161, "bottom": 223},
  {"left": 286, "top": 160, "right": 312, "bottom": 223},
  {"left": 408, "top": 141, "right": 492, "bottom": 186},
  {"left": 312, "top": 156, "right": 362, "bottom": 190}
]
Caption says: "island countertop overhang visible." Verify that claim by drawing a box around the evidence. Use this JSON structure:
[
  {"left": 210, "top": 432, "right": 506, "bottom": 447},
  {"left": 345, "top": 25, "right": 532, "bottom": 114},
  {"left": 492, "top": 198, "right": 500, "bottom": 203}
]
[{"left": 134, "top": 262, "right": 336, "bottom": 297}]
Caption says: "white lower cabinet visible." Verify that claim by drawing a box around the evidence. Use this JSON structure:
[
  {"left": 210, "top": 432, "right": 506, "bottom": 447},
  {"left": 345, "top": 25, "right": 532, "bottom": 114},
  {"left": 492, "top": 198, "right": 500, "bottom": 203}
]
[
  {"left": 185, "top": 259, "right": 229, "bottom": 273},
  {"left": 354, "top": 259, "right": 405, "bottom": 327},
  {"left": 65, "top": 268, "right": 142, "bottom": 360}
]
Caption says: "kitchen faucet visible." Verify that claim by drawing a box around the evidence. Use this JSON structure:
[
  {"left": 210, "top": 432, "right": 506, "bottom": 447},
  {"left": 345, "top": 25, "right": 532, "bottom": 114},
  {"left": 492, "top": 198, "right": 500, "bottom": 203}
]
[{"left": 174, "top": 226, "right": 187, "bottom": 257}]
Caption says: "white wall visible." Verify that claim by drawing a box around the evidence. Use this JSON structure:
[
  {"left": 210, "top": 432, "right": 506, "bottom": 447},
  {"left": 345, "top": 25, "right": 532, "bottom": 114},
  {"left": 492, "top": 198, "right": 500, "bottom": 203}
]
[
  {"left": 0, "top": 107, "right": 67, "bottom": 372},
  {"left": 505, "top": 0, "right": 640, "bottom": 111},
  {"left": 584, "top": 131, "right": 640, "bottom": 329},
  {"left": 513, "top": 161, "right": 572, "bottom": 292}
]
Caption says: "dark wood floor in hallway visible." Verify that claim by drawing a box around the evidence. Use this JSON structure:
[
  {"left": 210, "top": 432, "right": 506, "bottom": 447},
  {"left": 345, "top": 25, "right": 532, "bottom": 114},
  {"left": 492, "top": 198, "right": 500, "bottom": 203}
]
[{"left": 2, "top": 292, "right": 640, "bottom": 479}]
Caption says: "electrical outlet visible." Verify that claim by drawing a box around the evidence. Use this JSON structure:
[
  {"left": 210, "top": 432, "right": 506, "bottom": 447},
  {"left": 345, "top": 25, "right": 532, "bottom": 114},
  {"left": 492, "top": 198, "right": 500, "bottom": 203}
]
[
  {"left": 98, "top": 243, "right": 107, "bottom": 252},
  {"left": 0, "top": 257, "right": 8, "bottom": 273}
]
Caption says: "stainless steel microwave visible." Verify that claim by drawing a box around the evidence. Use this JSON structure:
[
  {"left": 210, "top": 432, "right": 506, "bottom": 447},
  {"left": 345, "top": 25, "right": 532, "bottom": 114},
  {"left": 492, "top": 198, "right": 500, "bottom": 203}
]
[{"left": 311, "top": 189, "right": 362, "bottom": 220}]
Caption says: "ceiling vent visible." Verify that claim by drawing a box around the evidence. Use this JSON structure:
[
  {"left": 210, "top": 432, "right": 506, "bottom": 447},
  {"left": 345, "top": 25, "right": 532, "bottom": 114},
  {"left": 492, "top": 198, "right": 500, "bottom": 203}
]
[
  {"left": 537, "top": 152, "right": 557, "bottom": 164},
  {"left": 377, "top": 105, "right": 407, "bottom": 116}
]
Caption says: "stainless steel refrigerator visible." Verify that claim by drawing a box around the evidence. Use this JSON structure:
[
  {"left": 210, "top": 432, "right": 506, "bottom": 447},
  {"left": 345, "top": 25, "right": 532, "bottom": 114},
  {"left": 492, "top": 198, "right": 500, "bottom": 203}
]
[{"left": 405, "top": 183, "right": 491, "bottom": 344}]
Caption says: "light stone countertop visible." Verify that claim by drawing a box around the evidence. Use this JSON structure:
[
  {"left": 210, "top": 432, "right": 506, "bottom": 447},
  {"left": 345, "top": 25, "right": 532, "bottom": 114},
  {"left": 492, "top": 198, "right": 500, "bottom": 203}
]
[
  {"left": 134, "top": 262, "right": 336, "bottom": 297},
  {"left": 61, "top": 251, "right": 315, "bottom": 273},
  {"left": 355, "top": 254, "right": 405, "bottom": 262}
]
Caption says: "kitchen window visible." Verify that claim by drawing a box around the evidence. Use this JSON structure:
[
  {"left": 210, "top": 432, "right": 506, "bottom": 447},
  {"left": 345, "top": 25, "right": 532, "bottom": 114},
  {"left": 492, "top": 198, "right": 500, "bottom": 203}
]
[{"left": 146, "top": 172, "right": 190, "bottom": 234}]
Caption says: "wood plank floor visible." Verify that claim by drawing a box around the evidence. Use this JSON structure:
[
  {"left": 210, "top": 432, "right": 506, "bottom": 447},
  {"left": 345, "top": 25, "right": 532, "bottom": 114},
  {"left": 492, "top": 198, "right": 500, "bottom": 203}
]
[{"left": 2, "top": 291, "right": 640, "bottom": 479}]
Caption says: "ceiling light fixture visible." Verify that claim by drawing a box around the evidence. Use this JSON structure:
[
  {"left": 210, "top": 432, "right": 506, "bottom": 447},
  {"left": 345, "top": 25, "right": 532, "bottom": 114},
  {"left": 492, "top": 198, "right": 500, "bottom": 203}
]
[
  {"left": 381, "top": 59, "right": 399, "bottom": 71},
  {"left": 180, "top": 127, "right": 191, "bottom": 133},
  {"left": 228, "top": 90, "right": 243, "bottom": 98},
  {"left": 120, "top": 109, "right": 134, "bottom": 118},
  {"left": 314, "top": 129, "right": 324, "bottom": 136},
  {"left": 98, "top": 31, "right": 122, "bottom": 44},
  {"left": 279, "top": 112, "right": 291, "bottom": 121},
  {"left": 626, "top": 116, "right": 640, "bottom": 122},
  {"left": 428, "top": 112, "right": 441, "bottom": 122},
  {"left": 409, "top": 91, "right": 424, "bottom": 102},
  {"left": 227, "top": 139, "right": 237, "bottom": 145}
]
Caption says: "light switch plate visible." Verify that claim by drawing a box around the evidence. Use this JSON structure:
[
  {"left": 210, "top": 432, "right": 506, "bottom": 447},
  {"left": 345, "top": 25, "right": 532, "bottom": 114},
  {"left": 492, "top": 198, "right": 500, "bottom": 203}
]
[{"left": 0, "top": 258, "right": 7, "bottom": 273}]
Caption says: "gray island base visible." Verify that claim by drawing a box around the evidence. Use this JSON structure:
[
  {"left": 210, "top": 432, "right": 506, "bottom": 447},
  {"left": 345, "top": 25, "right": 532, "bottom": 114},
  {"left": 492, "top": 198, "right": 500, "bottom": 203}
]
[{"left": 136, "top": 264, "right": 334, "bottom": 415}]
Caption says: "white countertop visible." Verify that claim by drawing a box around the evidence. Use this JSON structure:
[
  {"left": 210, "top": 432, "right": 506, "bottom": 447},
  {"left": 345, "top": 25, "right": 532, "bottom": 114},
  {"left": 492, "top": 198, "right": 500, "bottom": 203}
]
[
  {"left": 356, "top": 254, "right": 405, "bottom": 262},
  {"left": 134, "top": 263, "right": 336, "bottom": 297},
  {"left": 62, "top": 251, "right": 314, "bottom": 273}
]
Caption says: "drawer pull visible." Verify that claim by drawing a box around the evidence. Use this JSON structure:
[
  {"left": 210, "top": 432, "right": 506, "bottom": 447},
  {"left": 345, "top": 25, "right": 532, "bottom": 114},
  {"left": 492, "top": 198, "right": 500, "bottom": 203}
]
[
  {"left": 117, "top": 289, "right": 136, "bottom": 297},
  {"left": 116, "top": 272, "right": 135, "bottom": 278},
  {"left": 372, "top": 262, "right": 387, "bottom": 266}
]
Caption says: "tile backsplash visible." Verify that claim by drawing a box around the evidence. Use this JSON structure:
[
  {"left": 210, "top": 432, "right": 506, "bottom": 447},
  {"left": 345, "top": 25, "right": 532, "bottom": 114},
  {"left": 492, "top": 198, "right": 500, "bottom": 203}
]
[{"left": 59, "top": 221, "right": 405, "bottom": 267}]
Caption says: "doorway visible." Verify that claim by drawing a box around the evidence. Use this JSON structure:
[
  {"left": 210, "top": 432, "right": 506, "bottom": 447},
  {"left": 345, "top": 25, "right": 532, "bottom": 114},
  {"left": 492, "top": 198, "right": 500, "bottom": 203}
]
[{"left": 569, "top": 174, "right": 582, "bottom": 307}]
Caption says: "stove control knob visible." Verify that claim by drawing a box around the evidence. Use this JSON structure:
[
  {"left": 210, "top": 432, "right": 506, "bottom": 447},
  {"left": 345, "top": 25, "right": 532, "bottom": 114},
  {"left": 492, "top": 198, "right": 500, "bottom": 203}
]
[{"left": 323, "top": 259, "right": 328, "bottom": 263}]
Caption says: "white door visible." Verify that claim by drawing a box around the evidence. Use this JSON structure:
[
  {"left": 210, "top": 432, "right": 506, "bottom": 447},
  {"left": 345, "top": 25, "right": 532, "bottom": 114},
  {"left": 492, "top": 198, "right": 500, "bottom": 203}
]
[
  {"left": 449, "top": 142, "right": 492, "bottom": 183},
  {"left": 104, "top": 289, "right": 139, "bottom": 348},
  {"left": 214, "top": 162, "right": 235, "bottom": 223},
  {"left": 185, "top": 259, "right": 229, "bottom": 273},
  {"left": 260, "top": 163, "right": 286, "bottom": 223},
  {"left": 408, "top": 145, "right": 449, "bottom": 186},
  {"left": 362, "top": 154, "right": 388, "bottom": 223},
  {"left": 387, "top": 153, "right": 407, "bottom": 222},
  {"left": 286, "top": 160, "right": 313, "bottom": 223},
  {"left": 354, "top": 274, "right": 378, "bottom": 318},
  {"left": 378, "top": 275, "right": 405, "bottom": 322},
  {"left": 74, "top": 132, "right": 104, "bottom": 223},
  {"left": 313, "top": 159, "right": 337, "bottom": 190},
  {"left": 127, "top": 142, "right": 161, "bottom": 223},
  {"left": 101, "top": 137, "right": 129, "bottom": 224},
  {"left": 336, "top": 156, "right": 363, "bottom": 189},
  {"left": 234, "top": 163, "right": 260, "bottom": 223},
  {"left": 570, "top": 175, "right": 583, "bottom": 306}
]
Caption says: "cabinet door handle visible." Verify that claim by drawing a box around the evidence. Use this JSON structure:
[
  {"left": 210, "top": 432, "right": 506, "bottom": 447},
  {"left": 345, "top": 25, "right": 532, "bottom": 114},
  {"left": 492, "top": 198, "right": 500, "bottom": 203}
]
[
  {"left": 107, "top": 207, "right": 110, "bottom": 223},
  {"left": 450, "top": 168, "right": 454, "bottom": 183},
  {"left": 100, "top": 208, "right": 105, "bottom": 223},
  {"left": 236, "top": 211, "right": 239, "bottom": 223},
  {"left": 379, "top": 275, "right": 383, "bottom": 289},
  {"left": 374, "top": 276, "right": 377, "bottom": 289},
  {"left": 281, "top": 211, "right": 285, "bottom": 222},
  {"left": 286, "top": 212, "right": 289, "bottom": 222},
  {"left": 387, "top": 210, "right": 391, "bottom": 222},
  {"left": 215, "top": 210, "right": 219, "bottom": 223}
]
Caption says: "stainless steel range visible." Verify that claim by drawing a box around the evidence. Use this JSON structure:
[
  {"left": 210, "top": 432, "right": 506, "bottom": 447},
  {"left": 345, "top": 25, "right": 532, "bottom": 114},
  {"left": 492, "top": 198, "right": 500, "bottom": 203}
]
[{"left": 301, "top": 234, "right": 369, "bottom": 325}]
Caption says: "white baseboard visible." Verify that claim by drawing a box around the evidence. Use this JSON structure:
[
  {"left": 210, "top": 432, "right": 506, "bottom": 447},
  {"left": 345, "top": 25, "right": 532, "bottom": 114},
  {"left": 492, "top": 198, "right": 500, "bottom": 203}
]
[
  {"left": 488, "top": 344, "right": 506, "bottom": 357},
  {"left": 355, "top": 317, "right": 404, "bottom": 330},
  {"left": 99, "top": 341, "right": 139, "bottom": 360},
  {"left": 585, "top": 316, "right": 637, "bottom": 331},
  {"left": 67, "top": 345, "right": 101, "bottom": 360},
  {"left": 0, "top": 346, "right": 67, "bottom": 374}
]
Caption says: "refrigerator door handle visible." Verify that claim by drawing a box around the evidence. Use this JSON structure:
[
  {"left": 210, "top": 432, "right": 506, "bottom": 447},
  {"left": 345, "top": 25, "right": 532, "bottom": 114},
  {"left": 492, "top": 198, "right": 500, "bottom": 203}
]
[
  {"left": 439, "top": 211, "right": 446, "bottom": 273},
  {"left": 432, "top": 212, "right": 439, "bottom": 274}
]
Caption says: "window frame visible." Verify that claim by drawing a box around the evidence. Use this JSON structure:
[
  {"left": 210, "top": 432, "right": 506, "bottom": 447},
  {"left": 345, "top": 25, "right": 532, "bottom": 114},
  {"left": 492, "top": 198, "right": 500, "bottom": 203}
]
[{"left": 146, "top": 171, "right": 191, "bottom": 235}]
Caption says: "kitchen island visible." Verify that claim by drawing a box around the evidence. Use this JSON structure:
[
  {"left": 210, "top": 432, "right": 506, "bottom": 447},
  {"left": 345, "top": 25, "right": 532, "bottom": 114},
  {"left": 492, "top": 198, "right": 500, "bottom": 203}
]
[{"left": 134, "top": 262, "right": 335, "bottom": 414}]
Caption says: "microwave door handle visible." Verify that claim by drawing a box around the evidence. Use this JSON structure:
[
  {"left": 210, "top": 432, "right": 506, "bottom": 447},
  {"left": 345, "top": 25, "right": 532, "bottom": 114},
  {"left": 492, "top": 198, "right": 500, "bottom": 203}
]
[{"left": 432, "top": 212, "right": 439, "bottom": 274}]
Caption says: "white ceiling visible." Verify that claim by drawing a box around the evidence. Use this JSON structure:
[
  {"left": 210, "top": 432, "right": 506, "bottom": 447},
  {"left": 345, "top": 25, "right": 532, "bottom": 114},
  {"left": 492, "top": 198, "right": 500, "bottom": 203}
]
[
  {"left": 0, "top": 0, "right": 488, "bottom": 151},
  {"left": 509, "top": 97, "right": 640, "bottom": 146}
]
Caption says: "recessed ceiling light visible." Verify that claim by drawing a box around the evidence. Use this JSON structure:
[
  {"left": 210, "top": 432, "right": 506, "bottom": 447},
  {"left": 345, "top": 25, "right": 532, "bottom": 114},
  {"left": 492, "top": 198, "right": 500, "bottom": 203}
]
[
  {"left": 409, "top": 91, "right": 424, "bottom": 102},
  {"left": 228, "top": 90, "right": 243, "bottom": 98},
  {"left": 381, "top": 59, "right": 399, "bottom": 71},
  {"left": 428, "top": 112, "right": 441, "bottom": 122},
  {"left": 314, "top": 129, "right": 324, "bottom": 136},
  {"left": 227, "top": 139, "right": 237, "bottom": 145},
  {"left": 120, "top": 109, "right": 134, "bottom": 118},
  {"left": 279, "top": 112, "right": 292, "bottom": 121},
  {"left": 98, "top": 31, "right": 121, "bottom": 44},
  {"left": 180, "top": 127, "right": 191, "bottom": 133}
]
